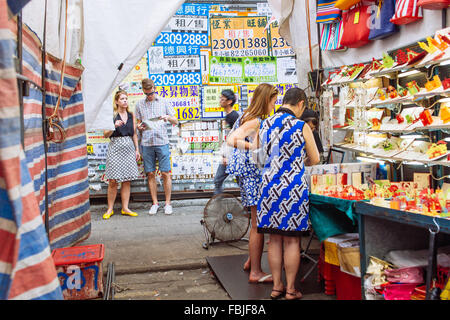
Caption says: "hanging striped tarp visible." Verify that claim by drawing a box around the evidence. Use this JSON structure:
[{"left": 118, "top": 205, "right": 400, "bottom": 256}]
[
  {"left": 0, "top": 0, "right": 62, "bottom": 300},
  {"left": 17, "top": 22, "right": 91, "bottom": 250}
]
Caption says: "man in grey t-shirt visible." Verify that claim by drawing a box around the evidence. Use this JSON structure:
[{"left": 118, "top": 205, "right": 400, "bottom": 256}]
[{"left": 136, "top": 78, "right": 178, "bottom": 215}]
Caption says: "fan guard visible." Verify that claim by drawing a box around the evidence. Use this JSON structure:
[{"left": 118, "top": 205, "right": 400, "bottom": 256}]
[{"left": 202, "top": 193, "right": 250, "bottom": 244}]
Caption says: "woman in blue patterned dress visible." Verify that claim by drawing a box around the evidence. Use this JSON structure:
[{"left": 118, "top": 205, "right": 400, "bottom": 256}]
[
  {"left": 257, "top": 88, "right": 320, "bottom": 299},
  {"left": 226, "top": 83, "right": 278, "bottom": 283}
]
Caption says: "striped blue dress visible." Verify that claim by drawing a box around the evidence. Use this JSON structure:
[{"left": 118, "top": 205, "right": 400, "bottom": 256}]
[{"left": 257, "top": 108, "right": 311, "bottom": 236}]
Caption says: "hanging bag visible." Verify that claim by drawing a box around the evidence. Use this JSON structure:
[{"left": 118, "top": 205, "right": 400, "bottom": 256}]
[
  {"left": 320, "top": 20, "right": 346, "bottom": 51},
  {"left": 317, "top": 0, "right": 342, "bottom": 24},
  {"left": 390, "top": 0, "right": 423, "bottom": 25},
  {"left": 368, "top": 0, "right": 399, "bottom": 40},
  {"left": 334, "top": 0, "right": 362, "bottom": 10},
  {"left": 340, "top": 3, "right": 372, "bottom": 48},
  {"left": 417, "top": 0, "right": 450, "bottom": 9}
]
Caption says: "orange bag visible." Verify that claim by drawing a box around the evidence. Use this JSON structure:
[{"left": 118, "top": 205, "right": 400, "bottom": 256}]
[{"left": 334, "top": 0, "right": 362, "bottom": 10}]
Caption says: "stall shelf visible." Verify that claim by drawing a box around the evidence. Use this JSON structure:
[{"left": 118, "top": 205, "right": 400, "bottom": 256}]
[{"left": 355, "top": 201, "right": 450, "bottom": 300}]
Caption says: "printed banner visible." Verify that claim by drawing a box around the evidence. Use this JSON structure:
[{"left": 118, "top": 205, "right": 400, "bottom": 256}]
[
  {"left": 166, "top": 15, "right": 208, "bottom": 33},
  {"left": 269, "top": 21, "right": 295, "bottom": 57},
  {"left": 200, "top": 48, "right": 210, "bottom": 84},
  {"left": 171, "top": 154, "right": 214, "bottom": 179},
  {"left": 203, "top": 85, "right": 239, "bottom": 112},
  {"left": 242, "top": 56, "right": 277, "bottom": 83},
  {"left": 154, "top": 85, "right": 201, "bottom": 121},
  {"left": 155, "top": 31, "right": 209, "bottom": 47},
  {"left": 210, "top": 16, "right": 269, "bottom": 57},
  {"left": 209, "top": 56, "right": 244, "bottom": 84},
  {"left": 148, "top": 46, "right": 202, "bottom": 86}
]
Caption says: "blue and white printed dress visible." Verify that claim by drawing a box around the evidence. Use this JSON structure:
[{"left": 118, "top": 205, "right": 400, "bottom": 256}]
[
  {"left": 257, "top": 108, "right": 311, "bottom": 236},
  {"left": 225, "top": 114, "right": 262, "bottom": 207}
]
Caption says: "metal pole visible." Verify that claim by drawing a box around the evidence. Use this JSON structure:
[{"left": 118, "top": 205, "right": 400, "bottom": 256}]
[
  {"left": 17, "top": 11, "right": 24, "bottom": 149},
  {"left": 42, "top": 0, "right": 50, "bottom": 239}
]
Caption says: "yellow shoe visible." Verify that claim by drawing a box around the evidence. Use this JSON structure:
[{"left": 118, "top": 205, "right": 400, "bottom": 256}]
[
  {"left": 103, "top": 210, "right": 114, "bottom": 220},
  {"left": 121, "top": 210, "right": 138, "bottom": 217}
]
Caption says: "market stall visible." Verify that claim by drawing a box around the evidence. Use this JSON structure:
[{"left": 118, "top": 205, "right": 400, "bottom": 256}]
[{"left": 269, "top": 0, "right": 450, "bottom": 300}]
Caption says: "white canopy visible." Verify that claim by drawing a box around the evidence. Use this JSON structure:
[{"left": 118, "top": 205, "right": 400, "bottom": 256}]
[{"left": 22, "top": 0, "right": 184, "bottom": 131}]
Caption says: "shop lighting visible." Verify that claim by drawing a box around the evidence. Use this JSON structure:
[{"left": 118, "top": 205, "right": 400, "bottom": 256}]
[
  {"left": 356, "top": 156, "right": 385, "bottom": 164},
  {"left": 404, "top": 161, "right": 425, "bottom": 165},
  {"left": 444, "top": 137, "right": 450, "bottom": 142},
  {"left": 438, "top": 59, "right": 450, "bottom": 67},
  {"left": 397, "top": 70, "right": 422, "bottom": 78},
  {"left": 399, "top": 134, "right": 426, "bottom": 139}
]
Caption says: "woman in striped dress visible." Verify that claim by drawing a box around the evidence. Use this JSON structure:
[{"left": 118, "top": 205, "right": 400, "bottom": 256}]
[
  {"left": 102, "top": 90, "right": 141, "bottom": 219},
  {"left": 257, "top": 88, "right": 320, "bottom": 299}
]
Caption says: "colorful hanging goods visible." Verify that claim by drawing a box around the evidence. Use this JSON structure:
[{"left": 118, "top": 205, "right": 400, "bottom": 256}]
[
  {"left": 440, "top": 105, "right": 450, "bottom": 123},
  {"left": 317, "top": 0, "right": 342, "bottom": 23},
  {"left": 334, "top": 0, "right": 362, "bottom": 10},
  {"left": 417, "top": 0, "right": 450, "bottom": 10},
  {"left": 425, "top": 75, "right": 442, "bottom": 91},
  {"left": 387, "top": 85, "right": 398, "bottom": 99},
  {"left": 390, "top": 0, "right": 423, "bottom": 25},
  {"left": 382, "top": 52, "right": 395, "bottom": 69},
  {"left": 320, "top": 20, "right": 346, "bottom": 51},
  {"left": 442, "top": 78, "right": 450, "bottom": 90},
  {"left": 397, "top": 85, "right": 408, "bottom": 97},
  {"left": 406, "top": 80, "right": 420, "bottom": 95},
  {"left": 426, "top": 140, "right": 447, "bottom": 159},
  {"left": 340, "top": 3, "right": 372, "bottom": 48},
  {"left": 396, "top": 113, "right": 404, "bottom": 123},
  {"left": 419, "top": 109, "right": 433, "bottom": 126},
  {"left": 405, "top": 48, "right": 427, "bottom": 65},
  {"left": 418, "top": 36, "right": 438, "bottom": 54}
]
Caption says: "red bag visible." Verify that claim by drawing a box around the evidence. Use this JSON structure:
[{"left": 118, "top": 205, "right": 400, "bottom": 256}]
[
  {"left": 390, "top": 0, "right": 423, "bottom": 25},
  {"left": 417, "top": 0, "right": 450, "bottom": 9},
  {"left": 383, "top": 283, "right": 418, "bottom": 300},
  {"left": 340, "top": 4, "right": 372, "bottom": 48}
]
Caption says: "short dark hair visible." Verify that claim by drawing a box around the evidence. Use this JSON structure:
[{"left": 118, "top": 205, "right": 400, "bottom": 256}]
[
  {"left": 221, "top": 89, "right": 236, "bottom": 106},
  {"left": 282, "top": 87, "right": 308, "bottom": 108}
]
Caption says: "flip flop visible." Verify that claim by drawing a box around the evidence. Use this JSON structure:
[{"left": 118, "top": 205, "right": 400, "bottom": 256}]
[
  {"left": 270, "top": 289, "right": 285, "bottom": 300},
  {"left": 248, "top": 274, "right": 273, "bottom": 284},
  {"left": 285, "top": 290, "right": 303, "bottom": 300}
]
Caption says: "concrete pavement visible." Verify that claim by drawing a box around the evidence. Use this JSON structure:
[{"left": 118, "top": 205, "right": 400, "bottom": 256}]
[{"left": 80, "top": 198, "right": 325, "bottom": 300}]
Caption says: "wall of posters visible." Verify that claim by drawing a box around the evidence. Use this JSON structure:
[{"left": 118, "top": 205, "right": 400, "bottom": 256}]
[
  {"left": 88, "top": 2, "right": 297, "bottom": 196},
  {"left": 210, "top": 16, "right": 269, "bottom": 57}
]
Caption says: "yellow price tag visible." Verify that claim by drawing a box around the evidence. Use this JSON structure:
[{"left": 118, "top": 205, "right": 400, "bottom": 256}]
[
  {"left": 176, "top": 107, "right": 201, "bottom": 121},
  {"left": 87, "top": 145, "right": 94, "bottom": 154},
  {"left": 354, "top": 11, "right": 360, "bottom": 24}
]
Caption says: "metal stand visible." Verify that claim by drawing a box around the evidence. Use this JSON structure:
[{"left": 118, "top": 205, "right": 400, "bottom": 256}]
[
  {"left": 200, "top": 218, "right": 249, "bottom": 250},
  {"left": 300, "top": 229, "right": 319, "bottom": 282},
  {"left": 103, "top": 262, "right": 115, "bottom": 300}
]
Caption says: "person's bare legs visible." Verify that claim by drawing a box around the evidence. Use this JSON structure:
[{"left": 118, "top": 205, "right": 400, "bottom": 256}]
[
  {"left": 161, "top": 171, "right": 172, "bottom": 205},
  {"left": 283, "top": 236, "right": 302, "bottom": 299},
  {"left": 106, "top": 179, "right": 118, "bottom": 214},
  {"left": 268, "top": 234, "right": 284, "bottom": 296},
  {"left": 248, "top": 205, "right": 271, "bottom": 282},
  {"left": 147, "top": 171, "right": 158, "bottom": 205},
  {"left": 120, "top": 181, "right": 131, "bottom": 212}
]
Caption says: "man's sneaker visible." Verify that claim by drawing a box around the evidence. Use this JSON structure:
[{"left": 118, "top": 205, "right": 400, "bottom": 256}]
[
  {"left": 149, "top": 204, "right": 159, "bottom": 215},
  {"left": 164, "top": 204, "right": 173, "bottom": 215}
]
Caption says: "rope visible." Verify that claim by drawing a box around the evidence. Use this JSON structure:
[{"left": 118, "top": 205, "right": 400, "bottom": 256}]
[{"left": 47, "top": 0, "right": 68, "bottom": 143}]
